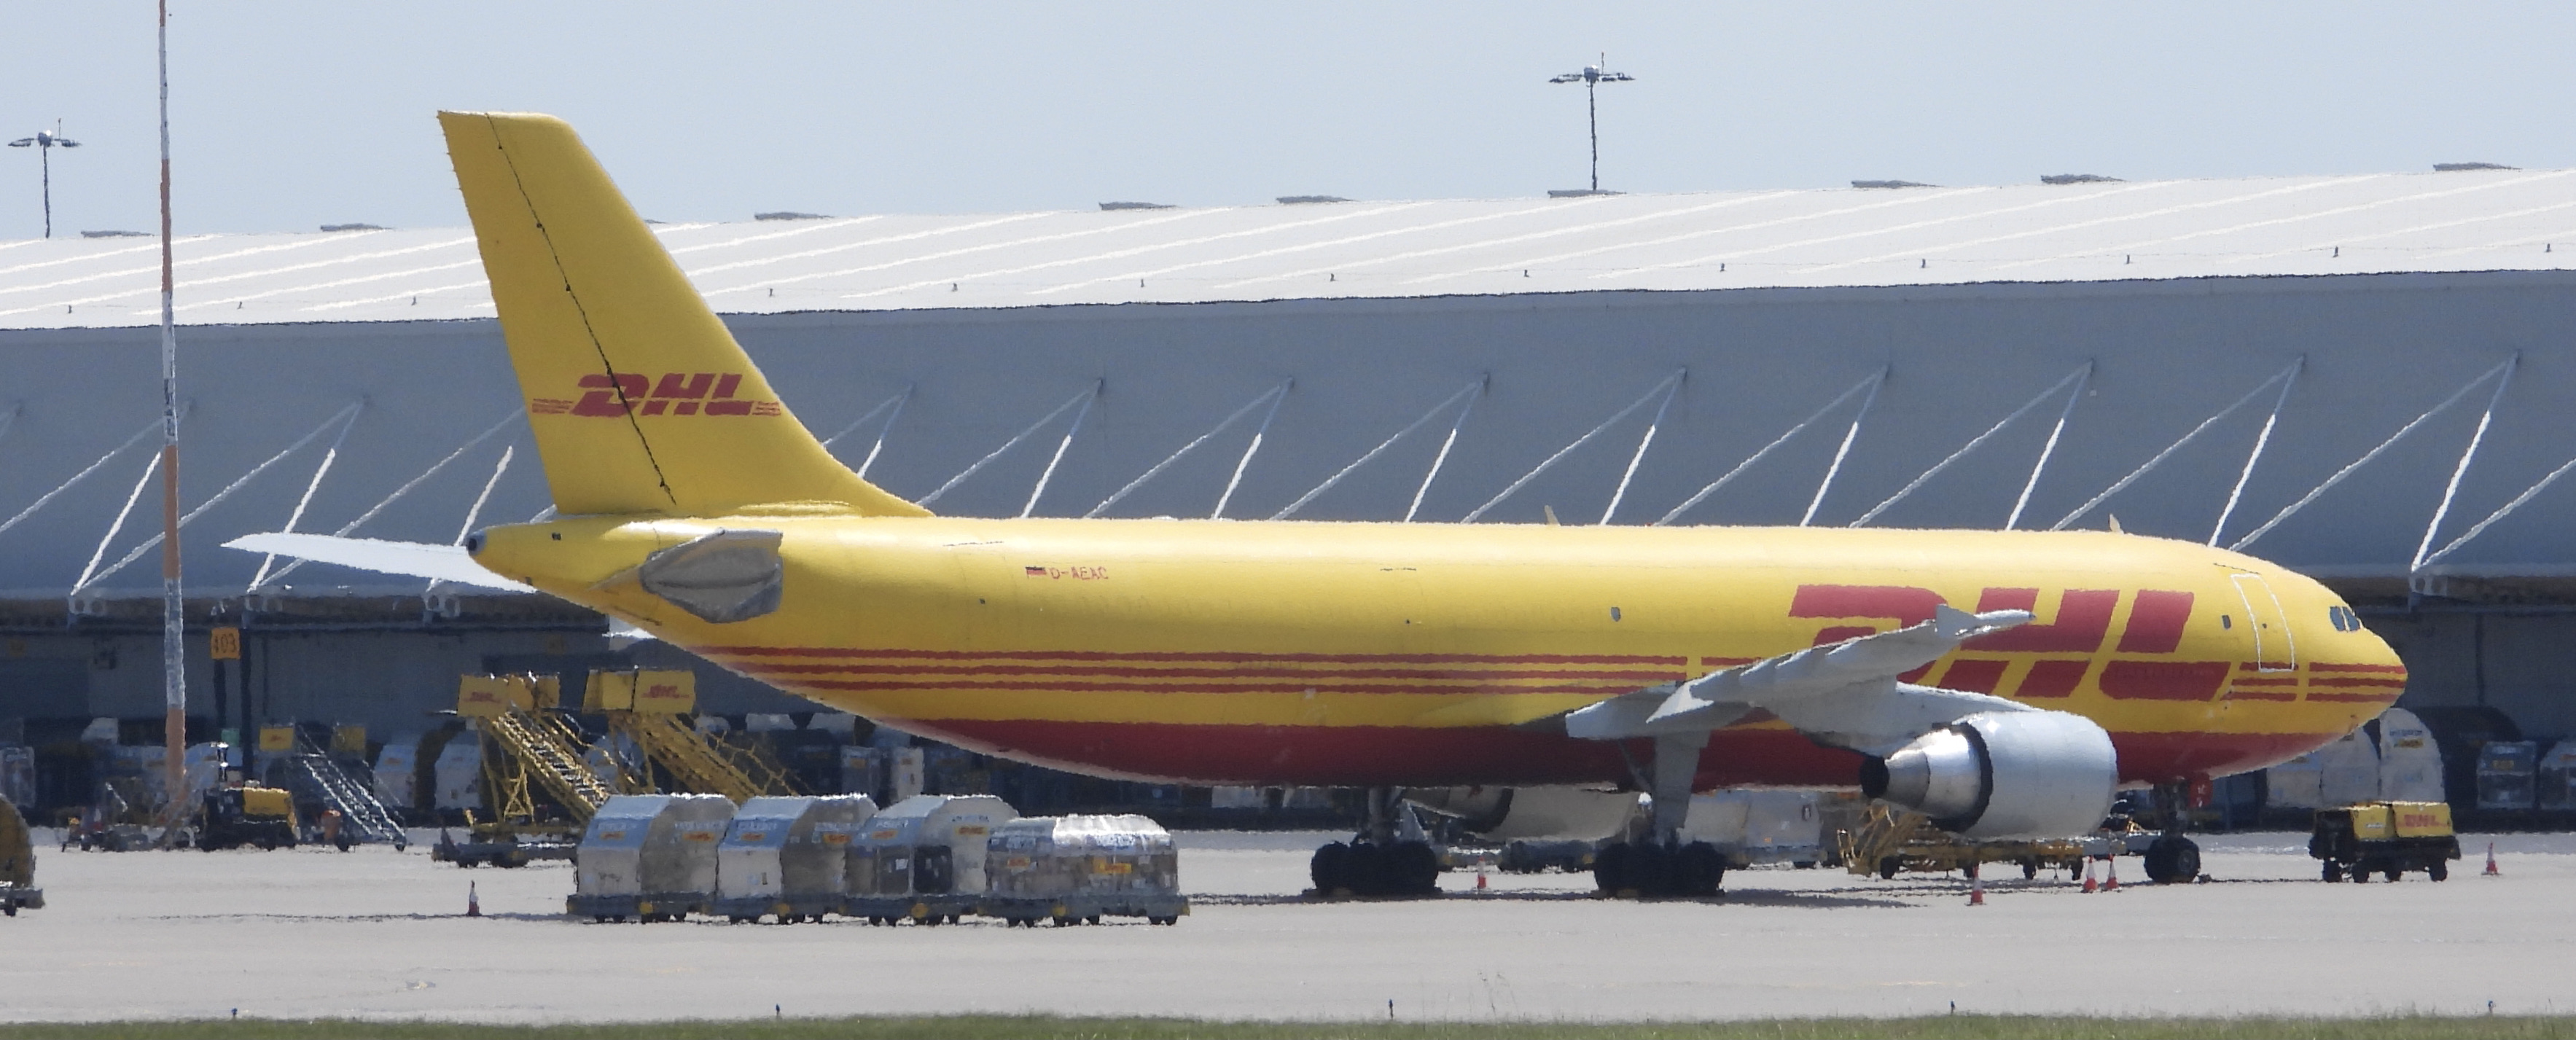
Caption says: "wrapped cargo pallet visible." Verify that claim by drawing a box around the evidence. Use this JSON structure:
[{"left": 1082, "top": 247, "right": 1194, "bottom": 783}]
[
  {"left": 713, "top": 794, "right": 876, "bottom": 923},
  {"left": 983, "top": 814, "right": 1186, "bottom": 926},
  {"left": 844, "top": 794, "right": 1015, "bottom": 926},
  {"left": 568, "top": 794, "right": 734, "bottom": 922}
]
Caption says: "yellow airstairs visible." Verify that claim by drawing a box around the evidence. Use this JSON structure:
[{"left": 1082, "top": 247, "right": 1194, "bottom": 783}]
[{"left": 587, "top": 669, "right": 799, "bottom": 803}]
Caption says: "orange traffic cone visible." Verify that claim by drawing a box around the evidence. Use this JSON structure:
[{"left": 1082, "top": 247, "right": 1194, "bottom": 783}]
[
  {"left": 1475, "top": 867, "right": 1488, "bottom": 891},
  {"left": 2101, "top": 857, "right": 2120, "bottom": 892},
  {"left": 1967, "top": 865, "right": 1986, "bottom": 906},
  {"left": 2080, "top": 857, "right": 2099, "bottom": 894},
  {"left": 2483, "top": 842, "right": 2500, "bottom": 877},
  {"left": 467, "top": 881, "right": 483, "bottom": 918}
]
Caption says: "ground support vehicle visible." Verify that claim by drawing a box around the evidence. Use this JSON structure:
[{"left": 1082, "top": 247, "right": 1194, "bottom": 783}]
[
  {"left": 1838, "top": 804, "right": 2196, "bottom": 882},
  {"left": 2311, "top": 801, "right": 2459, "bottom": 882},
  {"left": 195, "top": 785, "right": 300, "bottom": 851},
  {"left": 1497, "top": 839, "right": 1599, "bottom": 874},
  {"left": 844, "top": 894, "right": 978, "bottom": 926},
  {"left": 432, "top": 826, "right": 575, "bottom": 867},
  {"left": 983, "top": 893, "right": 1188, "bottom": 927}
]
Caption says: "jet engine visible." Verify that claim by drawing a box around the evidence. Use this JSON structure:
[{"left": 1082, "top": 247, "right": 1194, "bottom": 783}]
[
  {"left": 1402, "top": 786, "right": 1640, "bottom": 842},
  {"left": 1859, "top": 711, "right": 2117, "bottom": 840}
]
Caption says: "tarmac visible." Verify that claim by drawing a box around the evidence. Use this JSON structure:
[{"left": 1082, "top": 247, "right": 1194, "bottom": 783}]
[{"left": 3, "top": 827, "right": 2572, "bottom": 1024}]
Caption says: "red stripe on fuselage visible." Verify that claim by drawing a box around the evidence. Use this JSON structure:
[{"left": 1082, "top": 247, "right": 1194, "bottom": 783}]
[
  {"left": 729, "top": 661, "right": 1686, "bottom": 683},
  {"left": 902, "top": 717, "right": 2343, "bottom": 789},
  {"left": 701, "top": 646, "right": 1685, "bottom": 666}
]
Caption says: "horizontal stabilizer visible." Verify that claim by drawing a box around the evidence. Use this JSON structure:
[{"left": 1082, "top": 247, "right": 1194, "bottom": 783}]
[{"left": 223, "top": 533, "right": 536, "bottom": 593}]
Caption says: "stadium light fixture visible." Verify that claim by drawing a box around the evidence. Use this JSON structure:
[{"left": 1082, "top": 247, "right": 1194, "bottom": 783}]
[
  {"left": 7, "top": 120, "right": 82, "bottom": 238},
  {"left": 1548, "top": 54, "right": 1634, "bottom": 195}
]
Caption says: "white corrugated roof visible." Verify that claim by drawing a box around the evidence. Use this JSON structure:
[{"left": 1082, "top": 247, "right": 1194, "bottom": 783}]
[{"left": 5, "top": 166, "right": 2574, "bottom": 329}]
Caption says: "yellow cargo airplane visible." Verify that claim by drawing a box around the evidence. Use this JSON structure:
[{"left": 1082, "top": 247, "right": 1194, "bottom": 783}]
[{"left": 235, "top": 112, "right": 2406, "bottom": 896}]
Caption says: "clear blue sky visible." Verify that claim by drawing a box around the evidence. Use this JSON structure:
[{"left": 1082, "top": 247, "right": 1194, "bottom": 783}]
[{"left": 6, "top": 1, "right": 2573, "bottom": 238}]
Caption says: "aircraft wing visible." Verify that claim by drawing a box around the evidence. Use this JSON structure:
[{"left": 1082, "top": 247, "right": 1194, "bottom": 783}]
[
  {"left": 1564, "top": 603, "right": 2037, "bottom": 756},
  {"left": 223, "top": 533, "right": 537, "bottom": 594}
]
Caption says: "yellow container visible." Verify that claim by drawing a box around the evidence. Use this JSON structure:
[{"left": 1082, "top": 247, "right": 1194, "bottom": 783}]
[
  {"left": 633, "top": 670, "right": 695, "bottom": 713},
  {"left": 2346, "top": 803, "right": 2393, "bottom": 841},
  {"left": 458, "top": 674, "right": 534, "bottom": 716},
  {"left": 257, "top": 727, "right": 296, "bottom": 753},
  {"left": 238, "top": 786, "right": 295, "bottom": 820},
  {"left": 331, "top": 725, "right": 367, "bottom": 754},
  {"left": 2389, "top": 801, "right": 2454, "bottom": 838}
]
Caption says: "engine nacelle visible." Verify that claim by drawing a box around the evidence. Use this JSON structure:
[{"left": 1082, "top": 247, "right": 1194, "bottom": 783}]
[
  {"left": 1402, "top": 786, "right": 1640, "bottom": 842},
  {"left": 1859, "top": 711, "right": 2117, "bottom": 840}
]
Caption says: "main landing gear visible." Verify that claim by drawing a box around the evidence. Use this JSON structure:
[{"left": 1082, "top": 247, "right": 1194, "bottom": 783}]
[
  {"left": 1593, "top": 732, "right": 1727, "bottom": 899},
  {"left": 2139, "top": 781, "right": 2203, "bottom": 885},
  {"left": 1309, "top": 789, "right": 1441, "bottom": 897}
]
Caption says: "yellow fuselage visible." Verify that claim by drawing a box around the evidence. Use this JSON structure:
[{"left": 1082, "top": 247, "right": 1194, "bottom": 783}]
[{"left": 476, "top": 515, "right": 2403, "bottom": 790}]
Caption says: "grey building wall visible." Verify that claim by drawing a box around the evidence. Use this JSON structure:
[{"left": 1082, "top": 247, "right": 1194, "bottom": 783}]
[{"left": 7, "top": 270, "right": 2576, "bottom": 740}]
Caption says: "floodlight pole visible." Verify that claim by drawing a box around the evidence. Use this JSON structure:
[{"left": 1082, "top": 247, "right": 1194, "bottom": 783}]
[
  {"left": 7, "top": 121, "right": 82, "bottom": 238},
  {"left": 157, "top": 0, "right": 188, "bottom": 834},
  {"left": 1550, "top": 54, "right": 1634, "bottom": 192}
]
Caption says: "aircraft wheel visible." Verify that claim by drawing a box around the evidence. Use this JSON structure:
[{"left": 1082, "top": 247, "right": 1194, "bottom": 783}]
[
  {"left": 2384, "top": 867, "right": 2402, "bottom": 883},
  {"left": 1628, "top": 843, "right": 1673, "bottom": 896},
  {"left": 1309, "top": 842, "right": 1349, "bottom": 895},
  {"left": 2429, "top": 861, "right": 2448, "bottom": 882},
  {"left": 1389, "top": 840, "right": 1440, "bottom": 895},
  {"left": 2322, "top": 861, "right": 2342, "bottom": 883},
  {"left": 1592, "top": 842, "right": 1630, "bottom": 894},
  {"left": 1878, "top": 856, "right": 1902, "bottom": 880},
  {"left": 1677, "top": 842, "right": 1725, "bottom": 896},
  {"left": 1345, "top": 842, "right": 1390, "bottom": 896},
  {"left": 2021, "top": 859, "right": 2040, "bottom": 880}
]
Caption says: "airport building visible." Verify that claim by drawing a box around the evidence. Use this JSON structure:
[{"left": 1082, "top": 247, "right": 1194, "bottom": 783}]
[{"left": 4, "top": 165, "right": 2574, "bottom": 810}]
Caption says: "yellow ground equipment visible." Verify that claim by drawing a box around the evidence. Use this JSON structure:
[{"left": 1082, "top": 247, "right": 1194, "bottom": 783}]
[
  {"left": 437, "top": 673, "right": 615, "bottom": 867},
  {"left": 195, "top": 784, "right": 299, "bottom": 851},
  {"left": 590, "top": 669, "right": 799, "bottom": 803},
  {"left": 0, "top": 795, "right": 42, "bottom": 915},
  {"left": 2310, "top": 801, "right": 2459, "bottom": 882},
  {"left": 1838, "top": 804, "right": 2091, "bottom": 880}
]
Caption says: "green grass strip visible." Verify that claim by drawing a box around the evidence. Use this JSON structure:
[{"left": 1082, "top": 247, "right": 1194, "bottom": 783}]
[{"left": 1, "top": 1015, "right": 2572, "bottom": 1040}]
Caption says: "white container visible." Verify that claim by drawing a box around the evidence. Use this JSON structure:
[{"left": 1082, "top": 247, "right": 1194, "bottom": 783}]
[
  {"left": 373, "top": 739, "right": 418, "bottom": 812},
  {"left": 716, "top": 794, "right": 876, "bottom": 903},
  {"left": 2376, "top": 708, "right": 2446, "bottom": 803},
  {"left": 1679, "top": 790, "right": 1826, "bottom": 864},
  {"left": 847, "top": 794, "right": 1015, "bottom": 897},
  {"left": 891, "top": 748, "right": 926, "bottom": 803},
  {"left": 2265, "top": 752, "right": 2325, "bottom": 810},
  {"left": 575, "top": 794, "right": 735, "bottom": 899},
  {"left": 432, "top": 735, "right": 482, "bottom": 811},
  {"left": 2316, "top": 729, "right": 2381, "bottom": 807}
]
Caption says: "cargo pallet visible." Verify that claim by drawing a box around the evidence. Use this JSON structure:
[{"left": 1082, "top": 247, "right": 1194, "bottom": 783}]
[
  {"left": 711, "top": 894, "right": 841, "bottom": 923},
  {"left": 844, "top": 894, "right": 979, "bottom": 926},
  {"left": 981, "top": 893, "right": 1187, "bottom": 926},
  {"left": 568, "top": 891, "right": 710, "bottom": 922}
]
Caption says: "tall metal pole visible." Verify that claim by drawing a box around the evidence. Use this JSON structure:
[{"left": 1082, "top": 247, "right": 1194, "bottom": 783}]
[
  {"left": 1587, "top": 81, "right": 1599, "bottom": 193},
  {"left": 39, "top": 141, "right": 52, "bottom": 238},
  {"left": 157, "top": 0, "right": 188, "bottom": 829}
]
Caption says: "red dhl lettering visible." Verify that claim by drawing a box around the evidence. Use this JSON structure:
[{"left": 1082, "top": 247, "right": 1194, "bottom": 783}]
[
  {"left": 549, "top": 371, "right": 781, "bottom": 418},
  {"left": 1792, "top": 585, "right": 2197, "bottom": 657},
  {"left": 640, "top": 684, "right": 683, "bottom": 700}
]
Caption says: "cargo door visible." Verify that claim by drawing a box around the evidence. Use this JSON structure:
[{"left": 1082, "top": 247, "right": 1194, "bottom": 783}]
[{"left": 2227, "top": 572, "right": 2296, "bottom": 673}]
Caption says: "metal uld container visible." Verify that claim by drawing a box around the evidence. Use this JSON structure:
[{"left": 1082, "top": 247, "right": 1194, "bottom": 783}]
[
  {"left": 986, "top": 814, "right": 1179, "bottom": 898},
  {"left": 574, "top": 794, "right": 734, "bottom": 912},
  {"left": 714, "top": 794, "right": 875, "bottom": 916},
  {"left": 2476, "top": 740, "right": 2539, "bottom": 811},
  {"left": 848, "top": 794, "right": 1018, "bottom": 898},
  {"left": 2536, "top": 740, "right": 2576, "bottom": 813}
]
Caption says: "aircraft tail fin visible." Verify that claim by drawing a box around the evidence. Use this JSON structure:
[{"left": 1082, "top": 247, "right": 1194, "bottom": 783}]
[{"left": 438, "top": 111, "right": 926, "bottom": 519}]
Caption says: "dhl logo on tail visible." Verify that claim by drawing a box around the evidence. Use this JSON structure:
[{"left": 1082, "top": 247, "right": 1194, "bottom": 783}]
[{"left": 531, "top": 372, "right": 783, "bottom": 418}]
